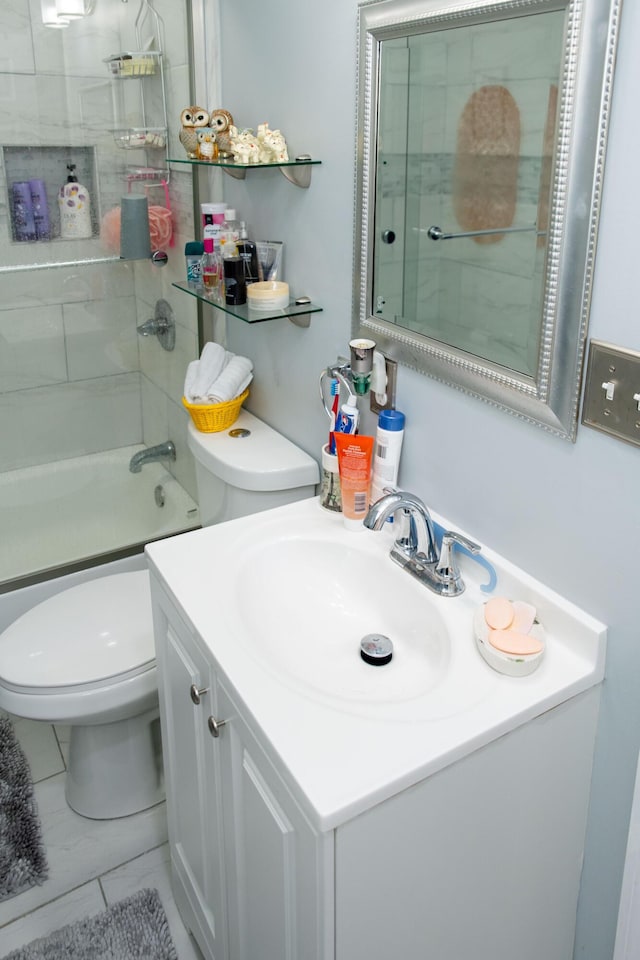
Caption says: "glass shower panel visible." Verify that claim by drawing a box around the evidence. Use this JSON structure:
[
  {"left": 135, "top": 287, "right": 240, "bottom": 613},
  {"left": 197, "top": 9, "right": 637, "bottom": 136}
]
[{"left": 0, "top": 0, "right": 199, "bottom": 588}]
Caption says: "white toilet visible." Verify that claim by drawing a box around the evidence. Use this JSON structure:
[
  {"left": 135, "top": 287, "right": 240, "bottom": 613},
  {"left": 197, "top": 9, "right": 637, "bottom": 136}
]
[{"left": 0, "top": 410, "right": 318, "bottom": 819}]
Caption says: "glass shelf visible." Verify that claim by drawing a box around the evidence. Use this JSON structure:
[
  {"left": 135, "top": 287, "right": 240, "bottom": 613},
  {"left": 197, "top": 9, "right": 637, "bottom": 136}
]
[
  {"left": 172, "top": 282, "right": 322, "bottom": 328},
  {"left": 167, "top": 156, "right": 320, "bottom": 188}
]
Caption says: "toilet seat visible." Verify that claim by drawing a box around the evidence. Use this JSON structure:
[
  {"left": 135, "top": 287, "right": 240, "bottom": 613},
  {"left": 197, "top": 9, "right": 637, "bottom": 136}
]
[
  {"left": 0, "top": 571, "right": 157, "bottom": 724},
  {"left": 0, "top": 571, "right": 153, "bottom": 689}
]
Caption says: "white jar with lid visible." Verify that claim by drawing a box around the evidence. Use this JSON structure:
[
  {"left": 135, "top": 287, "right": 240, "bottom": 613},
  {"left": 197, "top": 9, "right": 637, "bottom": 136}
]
[{"left": 201, "top": 202, "right": 227, "bottom": 241}]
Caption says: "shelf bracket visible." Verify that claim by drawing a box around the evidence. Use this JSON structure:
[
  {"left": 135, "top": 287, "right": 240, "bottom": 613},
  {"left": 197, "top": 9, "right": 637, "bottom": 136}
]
[
  {"left": 279, "top": 163, "right": 313, "bottom": 188},
  {"left": 220, "top": 166, "right": 247, "bottom": 181},
  {"left": 289, "top": 313, "right": 311, "bottom": 328}
]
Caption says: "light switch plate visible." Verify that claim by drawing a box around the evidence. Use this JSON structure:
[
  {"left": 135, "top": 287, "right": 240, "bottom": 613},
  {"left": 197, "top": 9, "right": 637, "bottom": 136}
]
[{"left": 582, "top": 340, "right": 640, "bottom": 447}]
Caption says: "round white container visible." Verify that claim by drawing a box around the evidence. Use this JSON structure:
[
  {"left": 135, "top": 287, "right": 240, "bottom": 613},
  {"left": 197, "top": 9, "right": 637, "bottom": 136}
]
[
  {"left": 473, "top": 605, "right": 546, "bottom": 677},
  {"left": 247, "top": 280, "right": 290, "bottom": 310}
]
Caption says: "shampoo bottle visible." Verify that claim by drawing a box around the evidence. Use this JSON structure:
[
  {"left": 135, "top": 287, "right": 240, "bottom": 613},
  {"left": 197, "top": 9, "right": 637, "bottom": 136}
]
[
  {"left": 11, "top": 182, "right": 37, "bottom": 242},
  {"left": 58, "top": 163, "right": 92, "bottom": 239},
  {"left": 29, "top": 179, "right": 50, "bottom": 240},
  {"left": 370, "top": 409, "right": 405, "bottom": 504}
]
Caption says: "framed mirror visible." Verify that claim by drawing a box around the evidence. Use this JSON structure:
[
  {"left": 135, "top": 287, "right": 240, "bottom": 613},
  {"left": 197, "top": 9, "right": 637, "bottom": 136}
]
[{"left": 353, "top": 0, "right": 621, "bottom": 440}]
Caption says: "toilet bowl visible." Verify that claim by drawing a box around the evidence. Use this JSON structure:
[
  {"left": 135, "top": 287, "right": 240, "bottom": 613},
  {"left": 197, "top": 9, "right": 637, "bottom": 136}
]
[
  {"left": 0, "top": 410, "right": 319, "bottom": 819},
  {"left": 0, "top": 571, "right": 161, "bottom": 819}
]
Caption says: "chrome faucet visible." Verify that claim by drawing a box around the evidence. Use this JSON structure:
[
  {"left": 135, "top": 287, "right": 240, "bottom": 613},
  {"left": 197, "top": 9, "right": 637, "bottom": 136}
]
[
  {"left": 364, "top": 490, "right": 480, "bottom": 597},
  {"left": 128, "top": 441, "right": 176, "bottom": 474}
]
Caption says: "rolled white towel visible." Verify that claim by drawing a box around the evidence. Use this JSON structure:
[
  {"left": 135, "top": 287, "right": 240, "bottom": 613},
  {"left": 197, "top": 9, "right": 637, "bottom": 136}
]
[
  {"left": 206, "top": 355, "right": 253, "bottom": 403},
  {"left": 189, "top": 342, "right": 229, "bottom": 400},
  {"left": 183, "top": 359, "right": 200, "bottom": 403}
]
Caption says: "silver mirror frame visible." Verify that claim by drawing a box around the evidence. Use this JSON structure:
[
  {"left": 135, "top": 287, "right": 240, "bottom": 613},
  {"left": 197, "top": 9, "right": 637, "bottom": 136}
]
[{"left": 353, "top": 0, "right": 621, "bottom": 440}]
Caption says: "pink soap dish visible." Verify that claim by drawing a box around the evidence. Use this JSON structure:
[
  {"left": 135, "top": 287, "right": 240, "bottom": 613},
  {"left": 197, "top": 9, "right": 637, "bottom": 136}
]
[{"left": 473, "top": 604, "right": 546, "bottom": 677}]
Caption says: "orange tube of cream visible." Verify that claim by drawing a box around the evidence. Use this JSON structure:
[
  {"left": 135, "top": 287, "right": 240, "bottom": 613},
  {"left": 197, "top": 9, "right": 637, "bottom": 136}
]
[{"left": 334, "top": 433, "right": 374, "bottom": 530}]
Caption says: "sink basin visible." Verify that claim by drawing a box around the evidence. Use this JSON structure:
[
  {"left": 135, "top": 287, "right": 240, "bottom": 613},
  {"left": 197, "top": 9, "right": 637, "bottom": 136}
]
[
  {"left": 229, "top": 513, "right": 497, "bottom": 720},
  {"left": 238, "top": 537, "right": 451, "bottom": 707}
]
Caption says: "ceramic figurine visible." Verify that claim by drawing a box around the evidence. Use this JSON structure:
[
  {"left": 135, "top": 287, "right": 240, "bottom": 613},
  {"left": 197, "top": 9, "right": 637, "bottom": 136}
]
[
  {"left": 196, "top": 129, "right": 218, "bottom": 161},
  {"left": 209, "top": 109, "right": 235, "bottom": 158},
  {"left": 229, "top": 126, "right": 261, "bottom": 164},
  {"left": 256, "top": 122, "right": 289, "bottom": 163},
  {"left": 179, "top": 106, "right": 210, "bottom": 158}
]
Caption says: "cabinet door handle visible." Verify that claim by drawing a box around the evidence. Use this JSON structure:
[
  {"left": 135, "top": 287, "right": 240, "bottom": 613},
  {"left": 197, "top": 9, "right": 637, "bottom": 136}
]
[
  {"left": 190, "top": 683, "right": 209, "bottom": 705},
  {"left": 207, "top": 716, "right": 228, "bottom": 738}
]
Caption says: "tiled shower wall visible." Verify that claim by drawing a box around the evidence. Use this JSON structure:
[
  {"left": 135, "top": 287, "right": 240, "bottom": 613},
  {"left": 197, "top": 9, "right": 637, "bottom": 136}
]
[{"left": 0, "top": 0, "right": 199, "bottom": 502}]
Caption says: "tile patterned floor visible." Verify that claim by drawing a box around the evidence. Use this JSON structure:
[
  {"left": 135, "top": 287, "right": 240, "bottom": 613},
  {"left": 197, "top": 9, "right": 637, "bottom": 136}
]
[{"left": 0, "top": 714, "right": 203, "bottom": 959}]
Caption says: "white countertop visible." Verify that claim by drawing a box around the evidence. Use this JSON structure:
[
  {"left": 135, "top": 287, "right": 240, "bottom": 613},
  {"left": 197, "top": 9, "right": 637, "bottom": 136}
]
[{"left": 146, "top": 497, "right": 606, "bottom": 832}]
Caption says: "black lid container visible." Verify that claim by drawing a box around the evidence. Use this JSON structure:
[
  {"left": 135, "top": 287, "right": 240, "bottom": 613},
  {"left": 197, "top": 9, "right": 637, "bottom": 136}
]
[{"left": 223, "top": 258, "right": 247, "bottom": 305}]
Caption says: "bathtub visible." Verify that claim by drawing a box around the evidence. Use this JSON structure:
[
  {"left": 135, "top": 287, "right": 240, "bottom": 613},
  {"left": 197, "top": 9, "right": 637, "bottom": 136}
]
[{"left": 0, "top": 445, "right": 200, "bottom": 587}]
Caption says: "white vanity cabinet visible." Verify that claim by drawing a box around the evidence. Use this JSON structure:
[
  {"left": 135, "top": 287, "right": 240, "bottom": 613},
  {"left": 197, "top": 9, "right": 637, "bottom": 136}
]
[
  {"left": 147, "top": 498, "right": 606, "bottom": 960},
  {"left": 153, "top": 587, "right": 227, "bottom": 959},
  {"left": 152, "top": 579, "right": 333, "bottom": 960}
]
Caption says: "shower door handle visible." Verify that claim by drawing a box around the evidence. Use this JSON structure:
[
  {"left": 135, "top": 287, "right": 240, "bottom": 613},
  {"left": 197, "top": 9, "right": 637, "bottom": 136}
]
[{"left": 425, "top": 223, "right": 540, "bottom": 241}]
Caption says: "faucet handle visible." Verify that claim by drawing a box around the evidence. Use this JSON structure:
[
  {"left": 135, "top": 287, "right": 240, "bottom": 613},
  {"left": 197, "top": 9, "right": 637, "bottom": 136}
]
[{"left": 436, "top": 531, "right": 481, "bottom": 597}]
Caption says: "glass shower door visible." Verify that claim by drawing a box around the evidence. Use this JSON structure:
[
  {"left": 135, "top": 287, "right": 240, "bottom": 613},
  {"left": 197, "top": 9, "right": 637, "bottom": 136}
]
[{"left": 0, "top": 0, "right": 200, "bottom": 588}]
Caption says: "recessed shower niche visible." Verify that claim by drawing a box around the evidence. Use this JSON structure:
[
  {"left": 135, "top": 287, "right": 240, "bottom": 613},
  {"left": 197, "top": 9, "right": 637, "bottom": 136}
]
[{"left": 3, "top": 145, "right": 99, "bottom": 243}]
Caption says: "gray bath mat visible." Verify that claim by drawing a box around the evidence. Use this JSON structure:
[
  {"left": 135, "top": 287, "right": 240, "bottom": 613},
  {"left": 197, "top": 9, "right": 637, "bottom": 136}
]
[
  {"left": 1, "top": 888, "right": 178, "bottom": 960},
  {"left": 0, "top": 716, "right": 48, "bottom": 901}
]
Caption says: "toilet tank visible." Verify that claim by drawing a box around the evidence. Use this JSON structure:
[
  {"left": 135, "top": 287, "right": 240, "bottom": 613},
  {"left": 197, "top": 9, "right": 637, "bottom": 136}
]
[{"left": 187, "top": 410, "right": 319, "bottom": 526}]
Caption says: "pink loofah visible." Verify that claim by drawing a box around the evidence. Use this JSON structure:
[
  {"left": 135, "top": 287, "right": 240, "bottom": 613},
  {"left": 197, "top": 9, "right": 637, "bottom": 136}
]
[
  {"left": 100, "top": 206, "right": 122, "bottom": 252},
  {"left": 100, "top": 204, "right": 173, "bottom": 253}
]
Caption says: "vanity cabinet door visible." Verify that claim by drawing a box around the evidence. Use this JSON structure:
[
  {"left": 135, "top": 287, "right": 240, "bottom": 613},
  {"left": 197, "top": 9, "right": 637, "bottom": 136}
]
[
  {"left": 153, "top": 592, "right": 228, "bottom": 960},
  {"left": 216, "top": 677, "right": 332, "bottom": 960}
]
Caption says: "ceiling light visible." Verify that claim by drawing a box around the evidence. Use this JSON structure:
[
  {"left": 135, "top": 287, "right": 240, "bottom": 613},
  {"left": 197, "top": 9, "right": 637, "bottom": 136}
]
[
  {"left": 41, "top": 0, "right": 70, "bottom": 27},
  {"left": 55, "top": 0, "right": 87, "bottom": 19}
]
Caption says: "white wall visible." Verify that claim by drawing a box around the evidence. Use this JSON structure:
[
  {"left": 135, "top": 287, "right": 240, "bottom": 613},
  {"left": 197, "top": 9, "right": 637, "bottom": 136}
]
[{"left": 211, "top": 0, "right": 640, "bottom": 956}]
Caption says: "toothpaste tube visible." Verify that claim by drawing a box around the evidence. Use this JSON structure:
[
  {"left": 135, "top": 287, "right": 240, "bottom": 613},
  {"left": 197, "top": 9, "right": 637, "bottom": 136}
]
[{"left": 330, "top": 395, "right": 359, "bottom": 453}]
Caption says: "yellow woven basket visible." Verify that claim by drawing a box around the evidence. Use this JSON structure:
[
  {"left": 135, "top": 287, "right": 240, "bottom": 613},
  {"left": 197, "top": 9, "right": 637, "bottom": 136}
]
[{"left": 182, "top": 388, "right": 249, "bottom": 433}]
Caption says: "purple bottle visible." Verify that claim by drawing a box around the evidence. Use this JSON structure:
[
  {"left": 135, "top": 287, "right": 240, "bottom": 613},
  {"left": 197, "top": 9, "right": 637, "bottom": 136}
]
[
  {"left": 29, "top": 179, "right": 50, "bottom": 240},
  {"left": 11, "top": 182, "right": 36, "bottom": 242}
]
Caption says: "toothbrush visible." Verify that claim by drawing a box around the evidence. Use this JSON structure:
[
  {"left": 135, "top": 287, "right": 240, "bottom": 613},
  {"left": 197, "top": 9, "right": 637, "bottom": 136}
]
[{"left": 329, "top": 378, "right": 340, "bottom": 448}]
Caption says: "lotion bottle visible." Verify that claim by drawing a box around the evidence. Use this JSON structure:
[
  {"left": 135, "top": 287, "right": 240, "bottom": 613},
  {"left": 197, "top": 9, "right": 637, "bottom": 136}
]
[
  {"left": 370, "top": 408, "right": 405, "bottom": 504},
  {"left": 58, "top": 163, "right": 92, "bottom": 239}
]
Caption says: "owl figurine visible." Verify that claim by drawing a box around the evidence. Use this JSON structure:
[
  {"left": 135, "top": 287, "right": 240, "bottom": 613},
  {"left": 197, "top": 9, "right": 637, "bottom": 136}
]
[
  {"left": 179, "top": 107, "right": 210, "bottom": 158},
  {"left": 196, "top": 128, "right": 218, "bottom": 162},
  {"left": 209, "top": 108, "right": 235, "bottom": 158}
]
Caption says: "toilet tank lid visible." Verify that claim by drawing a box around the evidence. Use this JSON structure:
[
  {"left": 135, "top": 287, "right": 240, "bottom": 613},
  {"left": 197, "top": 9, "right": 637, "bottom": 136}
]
[{"left": 187, "top": 410, "right": 320, "bottom": 492}]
